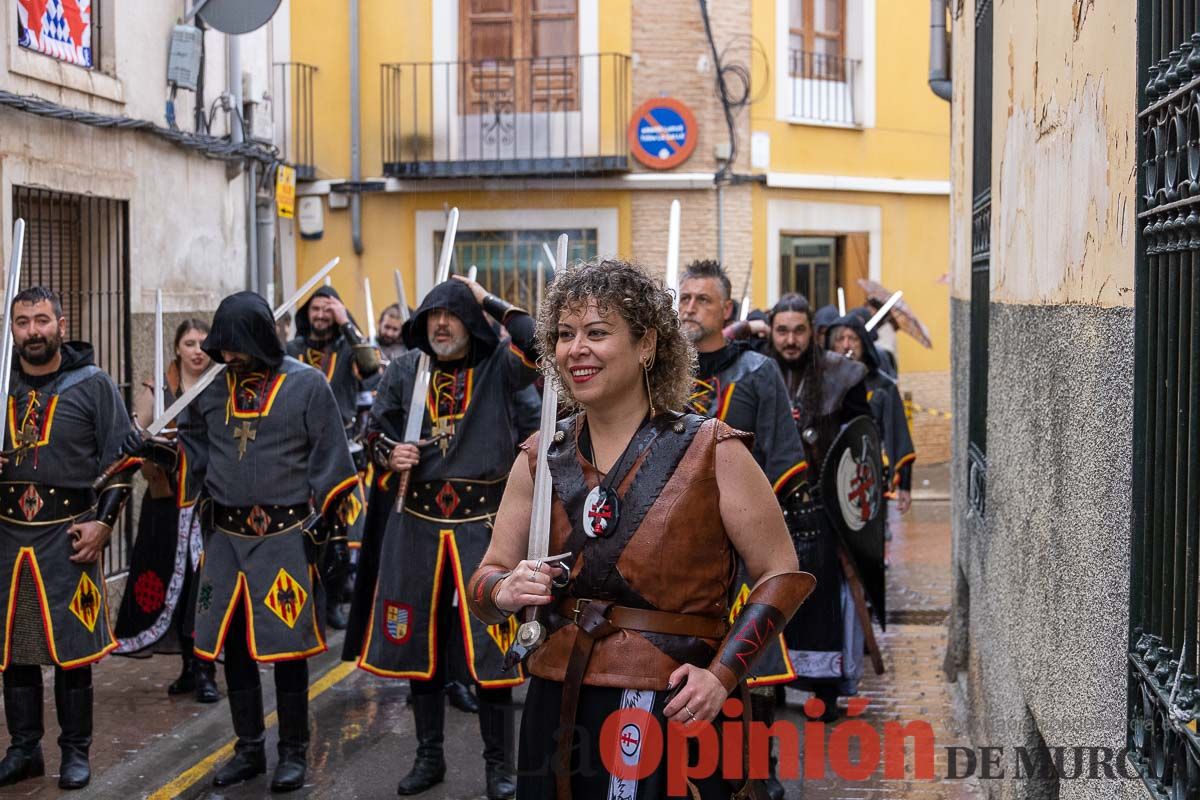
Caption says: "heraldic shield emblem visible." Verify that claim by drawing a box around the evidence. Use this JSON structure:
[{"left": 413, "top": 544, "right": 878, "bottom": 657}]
[{"left": 820, "top": 415, "right": 886, "bottom": 628}]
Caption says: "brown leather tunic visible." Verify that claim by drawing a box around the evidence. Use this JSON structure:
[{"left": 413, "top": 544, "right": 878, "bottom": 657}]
[{"left": 522, "top": 415, "right": 751, "bottom": 690}]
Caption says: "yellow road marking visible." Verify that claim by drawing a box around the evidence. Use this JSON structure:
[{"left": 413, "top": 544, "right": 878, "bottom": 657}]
[{"left": 147, "top": 661, "right": 357, "bottom": 800}]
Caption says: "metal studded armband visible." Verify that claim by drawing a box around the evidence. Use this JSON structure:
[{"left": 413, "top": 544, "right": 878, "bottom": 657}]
[
  {"left": 95, "top": 460, "right": 139, "bottom": 530},
  {"left": 708, "top": 572, "right": 817, "bottom": 693}
]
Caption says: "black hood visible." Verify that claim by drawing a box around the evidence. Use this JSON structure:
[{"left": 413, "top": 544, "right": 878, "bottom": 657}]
[
  {"left": 824, "top": 314, "right": 882, "bottom": 373},
  {"left": 812, "top": 305, "right": 839, "bottom": 331},
  {"left": 295, "top": 285, "right": 360, "bottom": 341},
  {"left": 202, "top": 291, "right": 285, "bottom": 368},
  {"left": 402, "top": 280, "right": 498, "bottom": 359}
]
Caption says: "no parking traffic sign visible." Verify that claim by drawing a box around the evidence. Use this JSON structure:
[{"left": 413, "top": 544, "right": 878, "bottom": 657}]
[{"left": 627, "top": 97, "right": 698, "bottom": 169}]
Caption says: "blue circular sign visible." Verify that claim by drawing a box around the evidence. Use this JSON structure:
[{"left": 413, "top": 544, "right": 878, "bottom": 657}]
[{"left": 628, "top": 98, "right": 698, "bottom": 169}]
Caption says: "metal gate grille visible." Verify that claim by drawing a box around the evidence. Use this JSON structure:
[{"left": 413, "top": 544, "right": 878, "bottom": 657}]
[
  {"left": 967, "top": 0, "right": 992, "bottom": 518},
  {"left": 11, "top": 186, "right": 133, "bottom": 578},
  {"left": 1129, "top": 1, "right": 1200, "bottom": 796}
]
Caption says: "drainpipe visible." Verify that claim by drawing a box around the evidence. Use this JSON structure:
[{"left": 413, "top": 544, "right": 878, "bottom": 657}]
[
  {"left": 928, "top": 0, "right": 952, "bottom": 101},
  {"left": 229, "top": 34, "right": 260, "bottom": 292},
  {"left": 349, "top": 0, "right": 364, "bottom": 255}
]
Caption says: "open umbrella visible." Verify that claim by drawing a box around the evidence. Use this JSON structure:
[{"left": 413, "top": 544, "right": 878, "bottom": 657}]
[{"left": 856, "top": 279, "right": 933, "bottom": 349}]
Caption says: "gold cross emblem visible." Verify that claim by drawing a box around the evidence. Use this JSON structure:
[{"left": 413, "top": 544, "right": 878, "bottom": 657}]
[
  {"left": 430, "top": 417, "right": 455, "bottom": 457},
  {"left": 233, "top": 421, "right": 257, "bottom": 461}
]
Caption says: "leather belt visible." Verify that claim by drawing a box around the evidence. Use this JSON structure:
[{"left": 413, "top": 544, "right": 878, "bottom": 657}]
[
  {"left": 554, "top": 598, "right": 728, "bottom": 799},
  {"left": 0, "top": 483, "right": 94, "bottom": 525},
  {"left": 212, "top": 502, "right": 309, "bottom": 536},
  {"left": 405, "top": 478, "right": 503, "bottom": 522}
]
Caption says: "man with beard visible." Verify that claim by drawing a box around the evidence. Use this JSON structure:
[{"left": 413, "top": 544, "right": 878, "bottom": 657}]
[
  {"left": 0, "top": 287, "right": 139, "bottom": 790},
  {"left": 827, "top": 314, "right": 915, "bottom": 513},
  {"left": 376, "top": 304, "right": 407, "bottom": 362},
  {"left": 287, "top": 286, "right": 379, "bottom": 630},
  {"left": 767, "top": 293, "right": 871, "bottom": 720},
  {"left": 134, "top": 291, "right": 359, "bottom": 792},
  {"left": 678, "top": 260, "right": 807, "bottom": 800},
  {"left": 345, "top": 275, "right": 538, "bottom": 799}
]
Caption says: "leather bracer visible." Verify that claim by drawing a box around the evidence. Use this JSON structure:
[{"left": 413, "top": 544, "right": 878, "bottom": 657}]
[
  {"left": 467, "top": 565, "right": 513, "bottom": 626},
  {"left": 96, "top": 459, "right": 140, "bottom": 530},
  {"left": 708, "top": 572, "right": 816, "bottom": 692},
  {"left": 482, "top": 294, "right": 524, "bottom": 324}
]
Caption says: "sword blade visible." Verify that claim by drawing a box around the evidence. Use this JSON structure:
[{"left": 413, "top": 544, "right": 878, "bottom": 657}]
[
  {"left": 394, "top": 269, "right": 410, "bottom": 323},
  {"left": 837, "top": 286, "right": 847, "bottom": 317},
  {"left": 145, "top": 256, "right": 342, "bottom": 436},
  {"left": 865, "top": 290, "right": 903, "bottom": 332},
  {"left": 364, "top": 278, "right": 377, "bottom": 342},
  {"left": 435, "top": 208, "right": 459, "bottom": 286},
  {"left": 526, "top": 233, "right": 567, "bottom": 561},
  {"left": 666, "top": 199, "right": 681, "bottom": 308},
  {"left": 467, "top": 265, "right": 477, "bottom": 282},
  {"left": 0, "top": 219, "right": 25, "bottom": 452},
  {"left": 153, "top": 289, "right": 165, "bottom": 421}
]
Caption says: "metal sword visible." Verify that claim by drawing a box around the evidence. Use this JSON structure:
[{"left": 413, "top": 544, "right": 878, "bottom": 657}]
[
  {"left": 505, "top": 231, "right": 569, "bottom": 668},
  {"left": 0, "top": 219, "right": 26, "bottom": 454},
  {"left": 364, "top": 277, "right": 377, "bottom": 343},
  {"left": 91, "top": 256, "right": 342, "bottom": 490},
  {"left": 394, "top": 269, "right": 411, "bottom": 323},
  {"left": 666, "top": 198, "right": 681, "bottom": 309},
  {"left": 865, "top": 290, "right": 903, "bottom": 332},
  {"left": 394, "top": 207, "right": 459, "bottom": 512},
  {"left": 153, "top": 289, "right": 165, "bottom": 422}
]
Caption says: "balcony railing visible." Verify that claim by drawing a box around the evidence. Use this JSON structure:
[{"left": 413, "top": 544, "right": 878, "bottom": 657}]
[
  {"left": 275, "top": 62, "right": 318, "bottom": 180},
  {"left": 381, "top": 53, "right": 631, "bottom": 178},
  {"left": 785, "top": 50, "right": 862, "bottom": 127}
]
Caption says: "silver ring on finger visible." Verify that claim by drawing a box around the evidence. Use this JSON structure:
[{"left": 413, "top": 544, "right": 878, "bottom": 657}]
[
  {"left": 534, "top": 560, "right": 543, "bottom": 574},
  {"left": 685, "top": 706, "right": 697, "bottom": 722}
]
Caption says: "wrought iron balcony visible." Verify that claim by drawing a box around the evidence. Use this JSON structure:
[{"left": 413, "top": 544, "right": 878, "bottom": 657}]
[
  {"left": 380, "top": 53, "right": 630, "bottom": 179},
  {"left": 784, "top": 50, "right": 862, "bottom": 127},
  {"left": 275, "top": 62, "right": 318, "bottom": 180}
]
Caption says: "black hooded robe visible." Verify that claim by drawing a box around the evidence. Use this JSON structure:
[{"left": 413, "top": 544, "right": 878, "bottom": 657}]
[
  {"left": 691, "top": 342, "right": 807, "bottom": 686},
  {"left": 347, "top": 281, "right": 537, "bottom": 689},
  {"left": 178, "top": 292, "right": 358, "bottom": 663},
  {"left": 0, "top": 343, "right": 133, "bottom": 669}
]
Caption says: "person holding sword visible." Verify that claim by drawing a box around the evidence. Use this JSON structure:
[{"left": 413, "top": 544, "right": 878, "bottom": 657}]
[
  {"left": 467, "top": 260, "right": 815, "bottom": 799},
  {"left": 347, "top": 272, "right": 539, "bottom": 799}
]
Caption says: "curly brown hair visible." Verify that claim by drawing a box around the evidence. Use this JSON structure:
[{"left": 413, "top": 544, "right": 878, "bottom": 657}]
[{"left": 535, "top": 258, "right": 697, "bottom": 413}]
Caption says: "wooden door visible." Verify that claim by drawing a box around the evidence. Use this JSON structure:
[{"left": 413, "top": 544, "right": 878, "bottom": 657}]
[{"left": 460, "top": 0, "right": 578, "bottom": 114}]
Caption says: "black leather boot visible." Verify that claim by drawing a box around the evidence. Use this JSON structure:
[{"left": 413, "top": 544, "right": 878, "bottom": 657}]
[
  {"left": 212, "top": 687, "right": 267, "bottom": 787},
  {"left": 478, "top": 696, "right": 515, "bottom": 800},
  {"left": 55, "top": 682, "right": 91, "bottom": 790},
  {"left": 446, "top": 680, "right": 479, "bottom": 714},
  {"left": 751, "top": 693, "right": 784, "bottom": 800},
  {"left": 0, "top": 683, "right": 44, "bottom": 786},
  {"left": 167, "top": 653, "right": 196, "bottom": 696},
  {"left": 271, "top": 690, "right": 309, "bottom": 792},
  {"left": 396, "top": 693, "right": 445, "bottom": 795},
  {"left": 193, "top": 660, "right": 220, "bottom": 704}
]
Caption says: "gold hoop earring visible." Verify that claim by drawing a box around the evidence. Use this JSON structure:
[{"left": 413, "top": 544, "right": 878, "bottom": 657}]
[{"left": 642, "top": 357, "right": 656, "bottom": 418}]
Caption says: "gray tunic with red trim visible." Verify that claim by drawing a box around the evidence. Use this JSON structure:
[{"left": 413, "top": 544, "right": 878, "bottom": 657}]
[
  {"left": 177, "top": 356, "right": 358, "bottom": 662},
  {"left": 353, "top": 335, "right": 538, "bottom": 686},
  {"left": 0, "top": 344, "right": 133, "bottom": 669}
]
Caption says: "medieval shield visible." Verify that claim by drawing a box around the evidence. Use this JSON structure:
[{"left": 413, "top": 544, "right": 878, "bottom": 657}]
[{"left": 819, "top": 415, "right": 886, "bottom": 627}]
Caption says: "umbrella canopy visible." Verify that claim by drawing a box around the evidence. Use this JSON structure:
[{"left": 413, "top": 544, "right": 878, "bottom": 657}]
[{"left": 856, "top": 278, "right": 933, "bottom": 349}]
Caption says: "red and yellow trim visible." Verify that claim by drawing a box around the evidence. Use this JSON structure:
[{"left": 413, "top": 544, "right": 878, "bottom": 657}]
[
  {"left": 356, "top": 529, "right": 525, "bottom": 689},
  {"left": 193, "top": 568, "right": 327, "bottom": 663},
  {"left": 7, "top": 394, "right": 59, "bottom": 449},
  {"left": 1, "top": 548, "right": 116, "bottom": 671},
  {"left": 509, "top": 343, "right": 537, "bottom": 370},
  {"left": 320, "top": 475, "right": 360, "bottom": 516},
  {"left": 426, "top": 368, "right": 475, "bottom": 421},
  {"left": 746, "top": 634, "right": 799, "bottom": 687},
  {"left": 713, "top": 383, "right": 736, "bottom": 421},
  {"left": 225, "top": 372, "right": 287, "bottom": 419},
  {"left": 890, "top": 452, "right": 916, "bottom": 489},
  {"left": 772, "top": 461, "right": 809, "bottom": 496}
]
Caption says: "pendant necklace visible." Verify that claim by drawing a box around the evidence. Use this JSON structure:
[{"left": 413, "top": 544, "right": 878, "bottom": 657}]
[{"left": 580, "top": 415, "right": 653, "bottom": 539}]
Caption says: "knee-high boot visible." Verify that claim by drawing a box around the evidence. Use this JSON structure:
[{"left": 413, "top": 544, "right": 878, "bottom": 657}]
[
  {"left": 396, "top": 692, "right": 446, "bottom": 795},
  {"left": 55, "top": 679, "right": 91, "bottom": 790},
  {"left": 751, "top": 692, "right": 785, "bottom": 800},
  {"left": 478, "top": 694, "right": 515, "bottom": 800},
  {"left": 212, "top": 687, "right": 267, "bottom": 786},
  {"left": 271, "top": 690, "right": 309, "bottom": 793},
  {"left": 0, "top": 679, "right": 43, "bottom": 785}
]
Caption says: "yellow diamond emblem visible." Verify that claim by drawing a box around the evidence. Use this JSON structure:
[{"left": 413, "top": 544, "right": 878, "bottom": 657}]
[
  {"left": 263, "top": 568, "right": 308, "bottom": 629},
  {"left": 340, "top": 487, "right": 363, "bottom": 526},
  {"left": 487, "top": 615, "right": 518, "bottom": 654},
  {"left": 69, "top": 572, "right": 101, "bottom": 633}
]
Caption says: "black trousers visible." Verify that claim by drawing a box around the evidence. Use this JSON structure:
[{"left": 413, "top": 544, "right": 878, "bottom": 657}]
[
  {"left": 221, "top": 598, "right": 307, "bottom": 694},
  {"left": 409, "top": 561, "right": 508, "bottom": 706},
  {"left": 3, "top": 664, "right": 90, "bottom": 691}
]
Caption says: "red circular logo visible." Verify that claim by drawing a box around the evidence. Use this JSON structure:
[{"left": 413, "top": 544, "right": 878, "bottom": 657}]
[
  {"left": 133, "top": 571, "right": 166, "bottom": 614},
  {"left": 627, "top": 98, "right": 698, "bottom": 170}
]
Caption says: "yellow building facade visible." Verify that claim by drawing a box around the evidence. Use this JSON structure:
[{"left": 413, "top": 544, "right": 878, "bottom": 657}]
[{"left": 286, "top": 0, "right": 951, "bottom": 457}]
